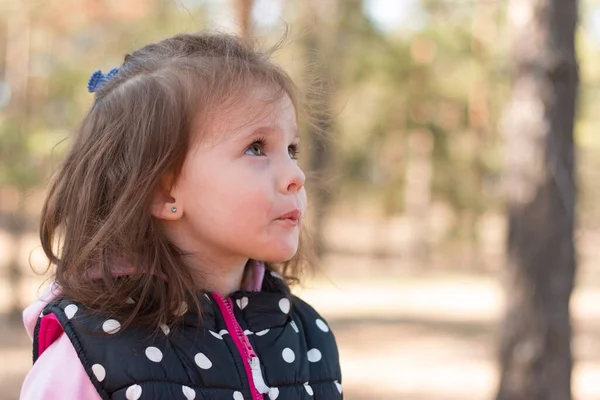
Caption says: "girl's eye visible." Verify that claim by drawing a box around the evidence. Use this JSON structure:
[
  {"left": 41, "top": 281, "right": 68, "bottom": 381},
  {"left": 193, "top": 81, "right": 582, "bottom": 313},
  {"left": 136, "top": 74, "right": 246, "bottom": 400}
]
[
  {"left": 245, "top": 138, "right": 266, "bottom": 156},
  {"left": 289, "top": 143, "right": 300, "bottom": 160},
  {"left": 244, "top": 137, "right": 300, "bottom": 159}
]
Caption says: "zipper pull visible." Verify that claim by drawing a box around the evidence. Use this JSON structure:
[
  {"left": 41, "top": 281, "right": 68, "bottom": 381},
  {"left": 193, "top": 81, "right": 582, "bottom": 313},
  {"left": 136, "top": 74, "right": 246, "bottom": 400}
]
[
  {"left": 249, "top": 356, "right": 271, "bottom": 394},
  {"left": 240, "top": 332, "right": 257, "bottom": 357}
]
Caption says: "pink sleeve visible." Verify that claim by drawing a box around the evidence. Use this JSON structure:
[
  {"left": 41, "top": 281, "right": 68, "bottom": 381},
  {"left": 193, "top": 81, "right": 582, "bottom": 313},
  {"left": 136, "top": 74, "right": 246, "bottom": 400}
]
[{"left": 20, "top": 332, "right": 102, "bottom": 400}]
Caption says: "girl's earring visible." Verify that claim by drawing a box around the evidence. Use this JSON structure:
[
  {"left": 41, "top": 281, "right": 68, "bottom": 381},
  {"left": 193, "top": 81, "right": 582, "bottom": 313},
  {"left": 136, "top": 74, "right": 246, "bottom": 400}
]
[{"left": 171, "top": 206, "right": 177, "bottom": 213}]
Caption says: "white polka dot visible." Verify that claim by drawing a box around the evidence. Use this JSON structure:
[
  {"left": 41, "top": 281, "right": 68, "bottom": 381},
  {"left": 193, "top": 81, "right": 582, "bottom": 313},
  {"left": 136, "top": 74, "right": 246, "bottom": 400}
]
[
  {"left": 175, "top": 301, "right": 188, "bottom": 316},
  {"left": 182, "top": 385, "right": 196, "bottom": 400},
  {"left": 270, "top": 271, "right": 283, "bottom": 279},
  {"left": 64, "top": 304, "right": 78, "bottom": 319},
  {"left": 91, "top": 364, "right": 106, "bottom": 382},
  {"left": 316, "top": 318, "right": 329, "bottom": 332},
  {"left": 244, "top": 330, "right": 253, "bottom": 336},
  {"left": 126, "top": 297, "right": 135, "bottom": 304},
  {"left": 268, "top": 387, "right": 280, "bottom": 399},
  {"left": 160, "top": 324, "right": 170, "bottom": 335},
  {"left": 233, "top": 391, "right": 244, "bottom": 400},
  {"left": 290, "top": 321, "right": 299, "bottom": 333},
  {"left": 334, "top": 380, "right": 343, "bottom": 393},
  {"left": 125, "top": 384, "right": 142, "bottom": 400},
  {"left": 39, "top": 311, "right": 44, "bottom": 318},
  {"left": 304, "top": 383, "right": 314, "bottom": 396},
  {"left": 282, "top": 347, "right": 295, "bottom": 363},
  {"left": 102, "top": 319, "right": 121, "bottom": 334},
  {"left": 256, "top": 329, "right": 270, "bottom": 336},
  {"left": 236, "top": 297, "right": 249, "bottom": 310},
  {"left": 307, "top": 348, "right": 322, "bottom": 362},
  {"left": 278, "top": 298, "right": 290, "bottom": 314},
  {"left": 145, "top": 346, "right": 163, "bottom": 362},
  {"left": 194, "top": 352, "right": 212, "bottom": 369},
  {"left": 219, "top": 329, "right": 229, "bottom": 336},
  {"left": 209, "top": 330, "right": 223, "bottom": 339}
]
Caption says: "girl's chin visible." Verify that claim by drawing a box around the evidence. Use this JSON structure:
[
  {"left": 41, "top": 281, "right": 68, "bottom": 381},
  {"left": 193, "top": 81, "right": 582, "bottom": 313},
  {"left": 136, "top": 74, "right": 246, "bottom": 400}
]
[
  {"left": 259, "top": 254, "right": 297, "bottom": 263},
  {"left": 257, "top": 247, "right": 299, "bottom": 263},
  {"left": 247, "top": 234, "right": 299, "bottom": 262}
]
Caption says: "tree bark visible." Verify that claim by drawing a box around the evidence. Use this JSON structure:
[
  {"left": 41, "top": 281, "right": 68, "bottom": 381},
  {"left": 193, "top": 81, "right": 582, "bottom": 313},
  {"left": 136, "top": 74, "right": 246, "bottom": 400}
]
[
  {"left": 235, "top": 0, "right": 254, "bottom": 38},
  {"left": 302, "top": 28, "right": 334, "bottom": 258},
  {"left": 496, "top": 0, "right": 579, "bottom": 399},
  {"left": 403, "top": 129, "right": 433, "bottom": 263},
  {"left": 4, "top": 1, "right": 32, "bottom": 321}
]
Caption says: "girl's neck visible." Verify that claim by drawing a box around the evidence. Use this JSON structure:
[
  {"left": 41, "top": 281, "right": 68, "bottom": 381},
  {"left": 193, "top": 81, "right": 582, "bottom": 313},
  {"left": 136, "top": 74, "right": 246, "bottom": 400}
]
[
  {"left": 197, "top": 258, "right": 248, "bottom": 297},
  {"left": 198, "top": 258, "right": 265, "bottom": 296}
]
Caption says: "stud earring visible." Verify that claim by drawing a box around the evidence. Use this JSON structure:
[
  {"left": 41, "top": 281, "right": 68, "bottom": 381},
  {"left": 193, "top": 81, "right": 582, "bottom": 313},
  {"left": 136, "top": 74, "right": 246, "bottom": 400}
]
[{"left": 171, "top": 206, "right": 177, "bottom": 213}]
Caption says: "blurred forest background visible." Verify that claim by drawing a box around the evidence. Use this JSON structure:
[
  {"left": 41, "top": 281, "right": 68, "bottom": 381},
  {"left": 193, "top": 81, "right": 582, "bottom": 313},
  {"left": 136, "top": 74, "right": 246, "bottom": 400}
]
[{"left": 0, "top": 0, "right": 599, "bottom": 399}]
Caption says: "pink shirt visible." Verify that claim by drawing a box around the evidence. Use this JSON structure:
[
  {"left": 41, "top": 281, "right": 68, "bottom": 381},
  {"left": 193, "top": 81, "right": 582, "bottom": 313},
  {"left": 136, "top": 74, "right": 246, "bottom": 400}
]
[
  {"left": 20, "top": 283, "right": 101, "bottom": 400},
  {"left": 20, "top": 261, "right": 266, "bottom": 399}
]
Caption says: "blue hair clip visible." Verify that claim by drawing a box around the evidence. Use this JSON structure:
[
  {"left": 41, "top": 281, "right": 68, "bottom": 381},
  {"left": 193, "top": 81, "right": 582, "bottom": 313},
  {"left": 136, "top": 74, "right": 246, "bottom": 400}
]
[{"left": 87, "top": 67, "right": 119, "bottom": 93}]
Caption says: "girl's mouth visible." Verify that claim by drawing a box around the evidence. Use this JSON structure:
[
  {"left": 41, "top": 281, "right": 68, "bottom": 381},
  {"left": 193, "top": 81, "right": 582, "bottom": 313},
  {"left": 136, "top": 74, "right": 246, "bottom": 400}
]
[{"left": 276, "top": 209, "right": 301, "bottom": 225}]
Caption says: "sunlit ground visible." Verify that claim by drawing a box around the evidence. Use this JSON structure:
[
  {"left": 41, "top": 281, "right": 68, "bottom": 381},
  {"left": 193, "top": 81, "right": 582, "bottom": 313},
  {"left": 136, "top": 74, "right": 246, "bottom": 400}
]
[{"left": 298, "top": 266, "right": 600, "bottom": 400}]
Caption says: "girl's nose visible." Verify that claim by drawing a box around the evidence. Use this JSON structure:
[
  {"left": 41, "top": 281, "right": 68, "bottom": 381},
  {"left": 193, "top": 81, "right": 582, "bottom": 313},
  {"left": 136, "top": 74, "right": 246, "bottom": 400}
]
[{"left": 280, "top": 160, "right": 306, "bottom": 194}]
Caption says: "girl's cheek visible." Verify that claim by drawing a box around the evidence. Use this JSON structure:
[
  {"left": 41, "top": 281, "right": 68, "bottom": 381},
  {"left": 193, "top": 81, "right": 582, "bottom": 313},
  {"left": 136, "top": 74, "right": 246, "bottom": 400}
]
[{"left": 299, "top": 189, "right": 308, "bottom": 212}]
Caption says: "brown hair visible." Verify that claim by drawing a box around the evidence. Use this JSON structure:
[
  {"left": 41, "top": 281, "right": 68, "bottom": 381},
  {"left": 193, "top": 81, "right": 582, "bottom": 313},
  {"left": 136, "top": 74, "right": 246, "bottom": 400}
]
[{"left": 40, "top": 32, "right": 317, "bottom": 329}]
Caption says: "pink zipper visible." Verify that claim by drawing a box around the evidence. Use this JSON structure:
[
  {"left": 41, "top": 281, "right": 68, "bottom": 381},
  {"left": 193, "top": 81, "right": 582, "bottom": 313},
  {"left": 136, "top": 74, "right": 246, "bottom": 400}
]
[{"left": 212, "top": 293, "right": 265, "bottom": 400}]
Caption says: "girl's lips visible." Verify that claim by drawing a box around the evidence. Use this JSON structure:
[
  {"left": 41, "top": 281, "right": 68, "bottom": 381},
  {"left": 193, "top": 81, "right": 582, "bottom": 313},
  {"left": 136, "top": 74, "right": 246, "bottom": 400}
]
[
  {"left": 276, "top": 218, "right": 299, "bottom": 227},
  {"left": 275, "top": 209, "right": 302, "bottom": 226}
]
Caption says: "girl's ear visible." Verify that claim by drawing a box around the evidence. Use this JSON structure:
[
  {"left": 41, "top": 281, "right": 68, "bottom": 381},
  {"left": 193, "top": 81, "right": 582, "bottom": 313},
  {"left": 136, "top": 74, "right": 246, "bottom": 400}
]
[{"left": 150, "top": 176, "right": 182, "bottom": 221}]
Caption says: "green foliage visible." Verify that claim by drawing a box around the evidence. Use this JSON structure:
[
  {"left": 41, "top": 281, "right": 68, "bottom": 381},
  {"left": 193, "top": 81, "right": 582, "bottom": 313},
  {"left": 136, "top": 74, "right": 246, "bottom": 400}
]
[{"left": 1, "top": 0, "right": 600, "bottom": 232}]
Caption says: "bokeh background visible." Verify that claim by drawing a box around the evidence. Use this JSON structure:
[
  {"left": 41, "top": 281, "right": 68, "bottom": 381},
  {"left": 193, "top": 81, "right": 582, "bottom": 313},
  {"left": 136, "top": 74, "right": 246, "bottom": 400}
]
[{"left": 0, "top": 0, "right": 599, "bottom": 399}]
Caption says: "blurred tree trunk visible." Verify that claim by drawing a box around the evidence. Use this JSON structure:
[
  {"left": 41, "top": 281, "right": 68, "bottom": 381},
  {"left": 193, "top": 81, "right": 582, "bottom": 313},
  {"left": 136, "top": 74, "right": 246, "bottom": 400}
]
[
  {"left": 235, "top": 0, "right": 254, "bottom": 38},
  {"left": 404, "top": 129, "right": 433, "bottom": 263},
  {"left": 154, "top": 0, "right": 168, "bottom": 25},
  {"left": 300, "top": 0, "right": 348, "bottom": 258},
  {"left": 302, "top": 27, "right": 333, "bottom": 258},
  {"left": 466, "top": 1, "right": 498, "bottom": 271},
  {"left": 4, "top": 2, "right": 31, "bottom": 320},
  {"left": 496, "top": 0, "right": 579, "bottom": 399},
  {"left": 5, "top": 193, "right": 27, "bottom": 321}
]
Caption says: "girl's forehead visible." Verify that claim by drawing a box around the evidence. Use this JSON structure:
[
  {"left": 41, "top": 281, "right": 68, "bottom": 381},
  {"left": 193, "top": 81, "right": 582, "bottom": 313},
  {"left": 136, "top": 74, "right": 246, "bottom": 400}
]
[{"left": 202, "top": 89, "right": 298, "bottom": 144}]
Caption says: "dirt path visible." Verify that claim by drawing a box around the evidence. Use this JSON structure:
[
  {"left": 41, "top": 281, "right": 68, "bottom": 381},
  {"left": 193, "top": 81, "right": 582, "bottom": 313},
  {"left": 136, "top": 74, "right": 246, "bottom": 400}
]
[{"left": 295, "top": 277, "right": 600, "bottom": 400}]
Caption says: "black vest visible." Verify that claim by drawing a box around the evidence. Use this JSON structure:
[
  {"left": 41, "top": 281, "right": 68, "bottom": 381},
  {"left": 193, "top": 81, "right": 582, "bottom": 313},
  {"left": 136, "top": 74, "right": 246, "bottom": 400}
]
[{"left": 33, "top": 273, "right": 343, "bottom": 399}]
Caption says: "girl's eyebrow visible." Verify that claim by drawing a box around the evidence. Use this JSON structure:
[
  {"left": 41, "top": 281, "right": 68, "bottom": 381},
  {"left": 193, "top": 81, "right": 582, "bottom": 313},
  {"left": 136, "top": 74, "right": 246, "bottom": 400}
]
[{"left": 240, "top": 126, "right": 301, "bottom": 141}]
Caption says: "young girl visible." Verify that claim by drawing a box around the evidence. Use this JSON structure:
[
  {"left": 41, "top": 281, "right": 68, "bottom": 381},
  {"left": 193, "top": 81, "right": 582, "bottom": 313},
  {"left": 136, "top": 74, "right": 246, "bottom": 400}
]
[{"left": 20, "top": 32, "right": 342, "bottom": 400}]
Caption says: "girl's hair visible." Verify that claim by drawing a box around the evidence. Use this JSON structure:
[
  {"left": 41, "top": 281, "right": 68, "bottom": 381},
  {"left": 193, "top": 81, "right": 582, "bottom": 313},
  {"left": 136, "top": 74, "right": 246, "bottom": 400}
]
[{"left": 40, "top": 32, "right": 317, "bottom": 329}]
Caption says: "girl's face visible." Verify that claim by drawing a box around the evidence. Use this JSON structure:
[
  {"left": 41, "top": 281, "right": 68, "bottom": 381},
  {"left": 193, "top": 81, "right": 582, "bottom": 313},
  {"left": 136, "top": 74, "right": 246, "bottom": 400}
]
[{"left": 167, "top": 88, "right": 307, "bottom": 265}]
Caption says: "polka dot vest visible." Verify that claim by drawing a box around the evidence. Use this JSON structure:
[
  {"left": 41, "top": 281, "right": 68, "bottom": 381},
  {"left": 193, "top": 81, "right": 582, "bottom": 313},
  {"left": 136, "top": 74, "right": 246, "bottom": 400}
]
[{"left": 33, "top": 272, "right": 343, "bottom": 399}]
